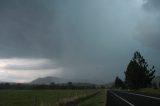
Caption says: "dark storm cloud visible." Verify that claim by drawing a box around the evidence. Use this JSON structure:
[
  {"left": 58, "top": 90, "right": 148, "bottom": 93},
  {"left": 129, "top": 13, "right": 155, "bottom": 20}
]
[
  {"left": 135, "top": 0, "right": 160, "bottom": 49},
  {"left": 143, "top": 0, "right": 160, "bottom": 11},
  {"left": 0, "top": 0, "right": 62, "bottom": 58},
  {"left": 1, "top": 0, "right": 157, "bottom": 82},
  {"left": 0, "top": 0, "right": 113, "bottom": 63},
  {"left": 0, "top": 0, "right": 103, "bottom": 60}
]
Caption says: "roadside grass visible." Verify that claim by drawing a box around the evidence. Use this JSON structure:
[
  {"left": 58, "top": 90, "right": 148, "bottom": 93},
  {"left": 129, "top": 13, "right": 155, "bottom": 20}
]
[
  {"left": 138, "top": 88, "right": 160, "bottom": 94},
  {"left": 0, "top": 89, "right": 98, "bottom": 106},
  {"left": 76, "top": 89, "right": 106, "bottom": 106},
  {"left": 58, "top": 90, "right": 100, "bottom": 106}
]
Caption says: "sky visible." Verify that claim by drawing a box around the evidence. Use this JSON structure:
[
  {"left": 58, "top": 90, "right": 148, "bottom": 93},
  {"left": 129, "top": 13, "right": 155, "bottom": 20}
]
[{"left": 0, "top": 0, "right": 159, "bottom": 83}]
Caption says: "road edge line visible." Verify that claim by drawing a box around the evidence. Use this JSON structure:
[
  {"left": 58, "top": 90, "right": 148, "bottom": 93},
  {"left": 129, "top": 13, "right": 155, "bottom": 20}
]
[
  {"left": 110, "top": 91, "right": 135, "bottom": 106},
  {"left": 123, "top": 92, "right": 160, "bottom": 100}
]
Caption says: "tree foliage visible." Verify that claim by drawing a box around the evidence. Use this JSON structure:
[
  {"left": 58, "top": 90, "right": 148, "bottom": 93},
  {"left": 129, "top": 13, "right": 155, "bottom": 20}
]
[
  {"left": 125, "top": 51, "right": 155, "bottom": 89},
  {"left": 114, "top": 76, "right": 124, "bottom": 89}
]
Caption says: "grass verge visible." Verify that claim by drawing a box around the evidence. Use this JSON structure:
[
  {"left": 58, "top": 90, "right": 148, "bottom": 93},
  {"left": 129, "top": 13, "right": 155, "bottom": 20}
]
[
  {"left": 138, "top": 88, "right": 160, "bottom": 94},
  {"left": 75, "top": 89, "right": 106, "bottom": 106},
  {"left": 57, "top": 91, "right": 100, "bottom": 106}
]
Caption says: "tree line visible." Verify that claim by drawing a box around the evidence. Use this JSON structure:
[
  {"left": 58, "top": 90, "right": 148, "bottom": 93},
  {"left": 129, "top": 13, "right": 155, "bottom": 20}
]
[{"left": 0, "top": 82, "right": 102, "bottom": 90}]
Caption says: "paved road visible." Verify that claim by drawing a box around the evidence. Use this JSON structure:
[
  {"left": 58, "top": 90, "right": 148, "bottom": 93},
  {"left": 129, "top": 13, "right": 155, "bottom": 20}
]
[{"left": 107, "top": 90, "right": 160, "bottom": 106}]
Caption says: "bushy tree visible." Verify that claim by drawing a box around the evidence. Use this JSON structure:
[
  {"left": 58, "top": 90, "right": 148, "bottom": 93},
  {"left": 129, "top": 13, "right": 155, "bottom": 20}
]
[
  {"left": 125, "top": 51, "right": 155, "bottom": 89},
  {"left": 114, "top": 76, "right": 124, "bottom": 89}
]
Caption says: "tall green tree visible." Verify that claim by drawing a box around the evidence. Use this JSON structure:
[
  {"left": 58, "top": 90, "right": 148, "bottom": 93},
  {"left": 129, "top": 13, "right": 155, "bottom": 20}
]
[
  {"left": 114, "top": 76, "right": 124, "bottom": 89},
  {"left": 125, "top": 51, "right": 155, "bottom": 89}
]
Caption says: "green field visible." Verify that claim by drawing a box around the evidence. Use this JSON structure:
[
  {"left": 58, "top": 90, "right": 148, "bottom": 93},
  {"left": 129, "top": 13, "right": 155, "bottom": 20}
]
[
  {"left": 76, "top": 89, "right": 106, "bottom": 106},
  {"left": 0, "top": 89, "right": 101, "bottom": 106}
]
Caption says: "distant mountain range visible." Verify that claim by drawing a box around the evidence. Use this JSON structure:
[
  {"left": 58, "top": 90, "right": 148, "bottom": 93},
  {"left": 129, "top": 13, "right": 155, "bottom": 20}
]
[{"left": 31, "top": 76, "right": 105, "bottom": 85}]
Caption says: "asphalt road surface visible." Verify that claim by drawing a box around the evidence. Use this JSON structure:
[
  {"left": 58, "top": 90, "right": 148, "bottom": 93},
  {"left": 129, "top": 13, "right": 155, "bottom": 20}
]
[{"left": 107, "top": 90, "right": 160, "bottom": 106}]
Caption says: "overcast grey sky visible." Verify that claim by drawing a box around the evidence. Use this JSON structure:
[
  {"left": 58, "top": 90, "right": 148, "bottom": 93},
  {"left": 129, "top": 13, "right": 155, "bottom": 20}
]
[{"left": 0, "top": 0, "right": 159, "bottom": 83}]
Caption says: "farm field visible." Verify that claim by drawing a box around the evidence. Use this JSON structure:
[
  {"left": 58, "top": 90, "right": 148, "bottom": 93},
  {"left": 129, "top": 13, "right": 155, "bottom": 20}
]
[
  {"left": 0, "top": 89, "right": 101, "bottom": 106},
  {"left": 76, "top": 89, "right": 106, "bottom": 106}
]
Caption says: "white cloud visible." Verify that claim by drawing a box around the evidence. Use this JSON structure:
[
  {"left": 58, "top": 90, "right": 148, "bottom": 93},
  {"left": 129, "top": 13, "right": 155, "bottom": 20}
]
[{"left": 0, "top": 58, "right": 62, "bottom": 82}]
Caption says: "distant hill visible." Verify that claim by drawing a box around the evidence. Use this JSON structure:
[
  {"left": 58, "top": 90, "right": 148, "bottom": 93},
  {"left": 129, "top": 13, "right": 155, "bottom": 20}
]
[
  {"left": 31, "top": 76, "right": 105, "bottom": 85},
  {"left": 31, "top": 76, "right": 63, "bottom": 85}
]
